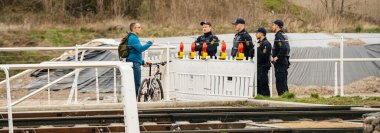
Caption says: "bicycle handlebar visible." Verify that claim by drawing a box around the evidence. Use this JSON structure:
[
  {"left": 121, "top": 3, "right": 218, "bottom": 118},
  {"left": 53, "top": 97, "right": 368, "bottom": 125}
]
[{"left": 150, "top": 61, "right": 172, "bottom": 66}]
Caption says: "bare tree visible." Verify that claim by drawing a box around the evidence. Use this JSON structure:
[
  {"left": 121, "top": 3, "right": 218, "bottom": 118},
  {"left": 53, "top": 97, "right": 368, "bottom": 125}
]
[
  {"left": 340, "top": 0, "right": 344, "bottom": 14},
  {"left": 320, "top": 0, "right": 329, "bottom": 14}
]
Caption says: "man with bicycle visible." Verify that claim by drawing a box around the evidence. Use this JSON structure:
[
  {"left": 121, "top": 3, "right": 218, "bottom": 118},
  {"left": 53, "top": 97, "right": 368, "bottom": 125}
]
[{"left": 127, "top": 22, "right": 154, "bottom": 97}]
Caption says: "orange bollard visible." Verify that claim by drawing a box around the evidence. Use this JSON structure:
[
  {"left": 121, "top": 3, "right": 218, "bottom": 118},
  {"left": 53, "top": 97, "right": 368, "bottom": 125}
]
[
  {"left": 201, "top": 42, "right": 208, "bottom": 59},
  {"left": 178, "top": 42, "right": 184, "bottom": 59},
  {"left": 189, "top": 42, "right": 196, "bottom": 59},
  {"left": 236, "top": 42, "right": 244, "bottom": 60},
  {"left": 219, "top": 40, "right": 227, "bottom": 60}
]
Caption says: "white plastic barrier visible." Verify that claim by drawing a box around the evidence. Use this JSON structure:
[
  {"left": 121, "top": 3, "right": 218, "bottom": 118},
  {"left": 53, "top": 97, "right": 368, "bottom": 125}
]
[{"left": 169, "top": 58, "right": 256, "bottom": 100}]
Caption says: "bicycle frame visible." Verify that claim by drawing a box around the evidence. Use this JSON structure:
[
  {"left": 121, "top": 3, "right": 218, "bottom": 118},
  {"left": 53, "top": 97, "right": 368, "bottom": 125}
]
[
  {"left": 146, "top": 64, "right": 161, "bottom": 92},
  {"left": 139, "top": 63, "right": 164, "bottom": 102}
]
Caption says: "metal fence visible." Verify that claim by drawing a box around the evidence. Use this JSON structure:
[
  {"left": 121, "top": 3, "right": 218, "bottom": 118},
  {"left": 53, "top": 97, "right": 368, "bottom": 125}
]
[
  {"left": 0, "top": 62, "right": 139, "bottom": 133},
  {"left": 0, "top": 36, "right": 379, "bottom": 101}
]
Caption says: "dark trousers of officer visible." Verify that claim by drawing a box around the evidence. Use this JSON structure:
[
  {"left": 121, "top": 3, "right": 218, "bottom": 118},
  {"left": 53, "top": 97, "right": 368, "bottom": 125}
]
[
  {"left": 208, "top": 51, "right": 217, "bottom": 59},
  {"left": 274, "top": 56, "right": 289, "bottom": 96},
  {"left": 257, "top": 65, "right": 270, "bottom": 96}
]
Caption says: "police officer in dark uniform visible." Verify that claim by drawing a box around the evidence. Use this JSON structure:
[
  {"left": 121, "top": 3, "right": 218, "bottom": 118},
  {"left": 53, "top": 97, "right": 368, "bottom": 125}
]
[
  {"left": 271, "top": 20, "right": 290, "bottom": 96},
  {"left": 254, "top": 27, "right": 272, "bottom": 96},
  {"left": 194, "top": 21, "right": 219, "bottom": 59},
  {"left": 231, "top": 18, "right": 253, "bottom": 60}
]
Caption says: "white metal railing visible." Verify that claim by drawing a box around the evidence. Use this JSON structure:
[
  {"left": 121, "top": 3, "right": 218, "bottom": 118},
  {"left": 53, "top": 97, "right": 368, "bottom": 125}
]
[
  {"left": 287, "top": 58, "right": 380, "bottom": 96},
  {"left": 0, "top": 62, "right": 139, "bottom": 133},
  {"left": 167, "top": 36, "right": 379, "bottom": 98},
  {"left": 284, "top": 36, "right": 379, "bottom": 97},
  {"left": 0, "top": 44, "right": 176, "bottom": 102},
  {"left": 0, "top": 36, "right": 379, "bottom": 100}
]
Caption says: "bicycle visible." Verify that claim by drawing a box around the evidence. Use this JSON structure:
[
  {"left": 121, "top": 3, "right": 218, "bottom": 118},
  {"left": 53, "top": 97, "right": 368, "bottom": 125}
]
[{"left": 137, "top": 61, "right": 167, "bottom": 102}]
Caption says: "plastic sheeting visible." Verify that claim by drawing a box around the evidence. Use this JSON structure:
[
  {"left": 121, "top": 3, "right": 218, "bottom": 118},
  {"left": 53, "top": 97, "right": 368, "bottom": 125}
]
[
  {"left": 288, "top": 44, "right": 380, "bottom": 86},
  {"left": 26, "top": 46, "right": 121, "bottom": 92}
]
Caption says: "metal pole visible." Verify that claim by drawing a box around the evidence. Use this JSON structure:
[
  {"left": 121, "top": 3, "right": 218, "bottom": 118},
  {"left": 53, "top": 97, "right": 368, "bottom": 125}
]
[
  {"left": 73, "top": 49, "right": 85, "bottom": 104},
  {"left": 340, "top": 36, "right": 344, "bottom": 96},
  {"left": 253, "top": 40, "right": 258, "bottom": 98},
  {"left": 118, "top": 63, "right": 139, "bottom": 133},
  {"left": 75, "top": 45, "right": 79, "bottom": 62},
  {"left": 334, "top": 62, "right": 338, "bottom": 96},
  {"left": 113, "top": 67, "right": 117, "bottom": 103},
  {"left": 74, "top": 45, "right": 79, "bottom": 104},
  {"left": 95, "top": 68, "right": 100, "bottom": 103},
  {"left": 48, "top": 69, "right": 51, "bottom": 105},
  {"left": 1, "top": 67, "right": 14, "bottom": 133},
  {"left": 165, "top": 43, "right": 170, "bottom": 101},
  {"left": 74, "top": 70, "right": 79, "bottom": 104}
]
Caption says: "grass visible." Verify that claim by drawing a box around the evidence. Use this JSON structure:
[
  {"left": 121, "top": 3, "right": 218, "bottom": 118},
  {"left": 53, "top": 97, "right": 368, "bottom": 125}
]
[
  {"left": 0, "top": 51, "right": 62, "bottom": 78},
  {"left": 255, "top": 93, "right": 380, "bottom": 106},
  {"left": 363, "top": 27, "right": 380, "bottom": 33},
  {"left": 280, "top": 92, "right": 296, "bottom": 99},
  {"left": 26, "top": 28, "right": 100, "bottom": 47},
  {"left": 264, "top": 0, "right": 301, "bottom": 15},
  {"left": 0, "top": 51, "right": 62, "bottom": 79},
  {"left": 141, "top": 24, "right": 236, "bottom": 38},
  {"left": 264, "top": 0, "right": 286, "bottom": 12}
]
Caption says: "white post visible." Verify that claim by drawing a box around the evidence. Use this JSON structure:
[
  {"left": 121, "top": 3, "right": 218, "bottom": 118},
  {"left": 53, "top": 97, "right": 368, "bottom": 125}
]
[
  {"left": 165, "top": 43, "right": 170, "bottom": 101},
  {"left": 253, "top": 40, "right": 258, "bottom": 98},
  {"left": 74, "top": 45, "right": 79, "bottom": 104},
  {"left": 95, "top": 68, "right": 100, "bottom": 103},
  {"left": 118, "top": 63, "right": 139, "bottom": 133},
  {"left": 113, "top": 67, "right": 117, "bottom": 103},
  {"left": 66, "top": 69, "right": 81, "bottom": 104},
  {"left": 334, "top": 62, "right": 338, "bottom": 96},
  {"left": 75, "top": 45, "right": 79, "bottom": 62},
  {"left": 1, "top": 67, "right": 14, "bottom": 133},
  {"left": 74, "top": 70, "right": 79, "bottom": 104},
  {"left": 48, "top": 69, "right": 51, "bottom": 105},
  {"left": 72, "top": 49, "right": 85, "bottom": 104},
  {"left": 340, "top": 36, "right": 344, "bottom": 96}
]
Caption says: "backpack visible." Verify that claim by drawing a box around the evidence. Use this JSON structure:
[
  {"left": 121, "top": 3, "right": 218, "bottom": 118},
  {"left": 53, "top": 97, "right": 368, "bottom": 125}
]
[{"left": 118, "top": 33, "right": 131, "bottom": 59}]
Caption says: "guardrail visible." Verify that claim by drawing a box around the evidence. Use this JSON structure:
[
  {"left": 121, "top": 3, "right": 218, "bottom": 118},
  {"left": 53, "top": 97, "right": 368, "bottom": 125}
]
[
  {"left": 0, "top": 36, "right": 379, "bottom": 99},
  {"left": 0, "top": 44, "right": 176, "bottom": 102},
  {"left": 0, "top": 62, "right": 139, "bottom": 133}
]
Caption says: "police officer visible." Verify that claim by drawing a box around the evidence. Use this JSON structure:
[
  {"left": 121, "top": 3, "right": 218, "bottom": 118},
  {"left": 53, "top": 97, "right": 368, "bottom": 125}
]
[
  {"left": 254, "top": 27, "right": 272, "bottom": 96},
  {"left": 271, "top": 20, "right": 290, "bottom": 96},
  {"left": 194, "top": 21, "right": 219, "bottom": 59},
  {"left": 231, "top": 18, "right": 253, "bottom": 60}
]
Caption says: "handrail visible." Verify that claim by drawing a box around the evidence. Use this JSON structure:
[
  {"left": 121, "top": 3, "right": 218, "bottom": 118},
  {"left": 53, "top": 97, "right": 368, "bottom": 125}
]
[
  {"left": 0, "top": 61, "right": 139, "bottom": 133},
  {"left": 0, "top": 45, "right": 176, "bottom": 51}
]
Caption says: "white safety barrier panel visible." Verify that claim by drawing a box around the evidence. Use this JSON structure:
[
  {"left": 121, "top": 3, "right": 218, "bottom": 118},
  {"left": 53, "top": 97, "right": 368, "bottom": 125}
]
[{"left": 169, "top": 59, "right": 256, "bottom": 100}]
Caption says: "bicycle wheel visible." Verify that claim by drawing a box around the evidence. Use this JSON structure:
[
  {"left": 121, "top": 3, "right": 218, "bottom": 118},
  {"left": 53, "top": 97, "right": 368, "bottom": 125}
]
[
  {"left": 151, "top": 78, "right": 164, "bottom": 101},
  {"left": 137, "top": 79, "right": 150, "bottom": 102}
]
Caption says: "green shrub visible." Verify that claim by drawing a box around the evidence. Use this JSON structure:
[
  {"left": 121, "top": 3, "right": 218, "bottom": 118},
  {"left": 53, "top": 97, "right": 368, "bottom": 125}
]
[
  {"left": 281, "top": 92, "right": 296, "bottom": 99},
  {"left": 355, "top": 25, "right": 362, "bottom": 33},
  {"left": 255, "top": 94, "right": 270, "bottom": 100},
  {"left": 310, "top": 93, "right": 320, "bottom": 99}
]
